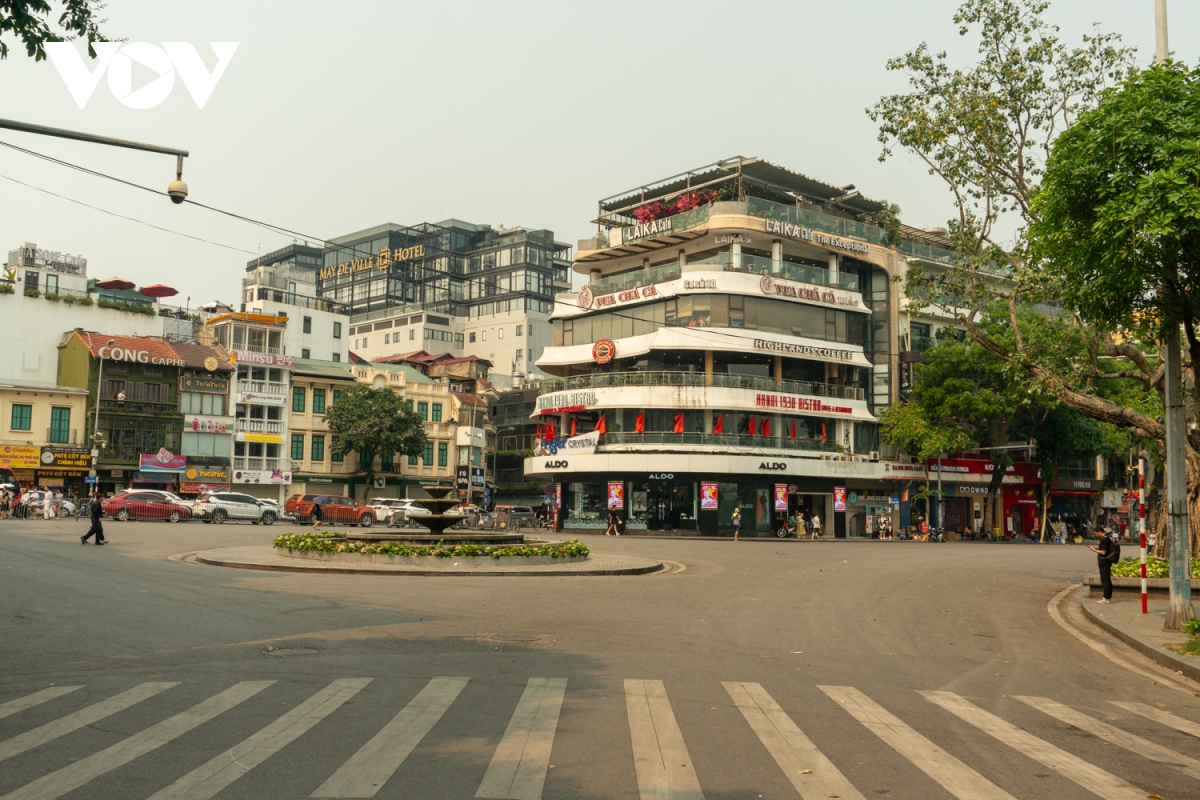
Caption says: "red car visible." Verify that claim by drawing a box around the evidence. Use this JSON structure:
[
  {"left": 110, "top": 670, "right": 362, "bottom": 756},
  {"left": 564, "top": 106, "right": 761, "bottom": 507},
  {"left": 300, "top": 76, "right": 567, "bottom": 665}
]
[
  {"left": 285, "top": 494, "right": 375, "bottom": 527},
  {"left": 102, "top": 491, "right": 193, "bottom": 523}
]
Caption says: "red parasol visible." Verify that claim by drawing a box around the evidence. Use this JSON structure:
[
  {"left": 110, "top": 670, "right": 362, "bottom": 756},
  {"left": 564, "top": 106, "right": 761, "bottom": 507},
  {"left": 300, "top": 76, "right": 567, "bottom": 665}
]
[
  {"left": 95, "top": 277, "right": 135, "bottom": 290},
  {"left": 138, "top": 284, "right": 179, "bottom": 298}
]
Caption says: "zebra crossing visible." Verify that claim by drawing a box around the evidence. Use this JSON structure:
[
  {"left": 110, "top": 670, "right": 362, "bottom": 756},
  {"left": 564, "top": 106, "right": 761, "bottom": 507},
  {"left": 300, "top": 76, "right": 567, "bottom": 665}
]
[{"left": 1, "top": 676, "right": 1197, "bottom": 799}]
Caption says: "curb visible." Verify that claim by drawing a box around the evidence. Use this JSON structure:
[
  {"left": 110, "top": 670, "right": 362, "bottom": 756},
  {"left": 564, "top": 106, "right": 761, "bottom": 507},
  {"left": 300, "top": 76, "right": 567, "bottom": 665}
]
[
  {"left": 192, "top": 552, "right": 665, "bottom": 578},
  {"left": 1078, "top": 593, "right": 1200, "bottom": 682}
]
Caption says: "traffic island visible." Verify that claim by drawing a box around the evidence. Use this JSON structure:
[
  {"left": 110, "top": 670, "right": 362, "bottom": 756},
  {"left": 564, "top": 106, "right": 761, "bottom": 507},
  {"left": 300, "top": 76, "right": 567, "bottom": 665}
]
[{"left": 188, "top": 532, "right": 665, "bottom": 576}]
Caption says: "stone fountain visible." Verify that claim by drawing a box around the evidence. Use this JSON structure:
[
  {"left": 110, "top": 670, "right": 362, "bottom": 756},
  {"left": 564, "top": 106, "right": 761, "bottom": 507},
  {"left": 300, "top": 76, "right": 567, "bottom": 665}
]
[
  {"left": 409, "top": 486, "right": 465, "bottom": 537},
  {"left": 342, "top": 486, "right": 532, "bottom": 546}
]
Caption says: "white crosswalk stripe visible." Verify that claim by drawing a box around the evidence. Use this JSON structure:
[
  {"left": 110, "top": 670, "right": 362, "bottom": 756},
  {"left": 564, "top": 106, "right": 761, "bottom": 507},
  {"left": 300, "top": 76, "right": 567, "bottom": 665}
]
[
  {"left": 624, "top": 679, "right": 704, "bottom": 800},
  {"left": 819, "top": 685, "right": 1015, "bottom": 800},
  {"left": 1111, "top": 700, "right": 1200, "bottom": 739},
  {"left": 0, "top": 682, "right": 177, "bottom": 763},
  {"left": 1, "top": 681, "right": 273, "bottom": 800},
  {"left": 476, "top": 678, "right": 567, "bottom": 800},
  {"left": 920, "top": 690, "right": 1149, "bottom": 800},
  {"left": 1016, "top": 695, "right": 1200, "bottom": 780},
  {"left": 147, "top": 678, "right": 373, "bottom": 800},
  {"left": 725, "top": 682, "right": 864, "bottom": 800},
  {"left": 310, "top": 677, "right": 469, "bottom": 799},
  {"left": 0, "top": 688, "right": 81, "bottom": 721}
]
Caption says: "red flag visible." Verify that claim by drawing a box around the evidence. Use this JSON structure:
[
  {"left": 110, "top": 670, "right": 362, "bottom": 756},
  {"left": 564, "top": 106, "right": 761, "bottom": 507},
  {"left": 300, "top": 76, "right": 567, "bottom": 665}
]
[
  {"left": 748, "top": 416, "right": 757, "bottom": 436},
  {"left": 901, "top": 487, "right": 910, "bottom": 502},
  {"left": 761, "top": 417, "right": 771, "bottom": 437},
  {"left": 635, "top": 412, "right": 645, "bottom": 433},
  {"left": 712, "top": 415, "right": 723, "bottom": 434},
  {"left": 789, "top": 421, "right": 796, "bottom": 439},
  {"left": 673, "top": 413, "right": 684, "bottom": 434},
  {"left": 595, "top": 414, "right": 607, "bottom": 434},
  {"left": 536, "top": 423, "right": 543, "bottom": 440},
  {"left": 545, "top": 420, "right": 555, "bottom": 441},
  {"left": 821, "top": 422, "right": 827, "bottom": 443},
  {"left": 570, "top": 417, "right": 577, "bottom": 437}
]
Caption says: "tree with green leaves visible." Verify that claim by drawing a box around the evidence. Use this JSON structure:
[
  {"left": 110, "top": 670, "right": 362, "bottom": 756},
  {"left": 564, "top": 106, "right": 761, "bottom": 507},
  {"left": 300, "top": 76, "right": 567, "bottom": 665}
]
[
  {"left": 869, "top": 0, "right": 1200, "bottom": 555},
  {"left": 323, "top": 384, "right": 426, "bottom": 493},
  {"left": 0, "top": 0, "right": 111, "bottom": 60}
]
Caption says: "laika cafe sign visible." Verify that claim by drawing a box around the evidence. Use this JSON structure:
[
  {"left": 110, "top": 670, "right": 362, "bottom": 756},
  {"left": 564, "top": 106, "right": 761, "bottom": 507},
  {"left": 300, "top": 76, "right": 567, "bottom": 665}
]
[
  {"left": 763, "top": 219, "right": 870, "bottom": 255},
  {"left": 97, "top": 345, "right": 183, "bottom": 367}
]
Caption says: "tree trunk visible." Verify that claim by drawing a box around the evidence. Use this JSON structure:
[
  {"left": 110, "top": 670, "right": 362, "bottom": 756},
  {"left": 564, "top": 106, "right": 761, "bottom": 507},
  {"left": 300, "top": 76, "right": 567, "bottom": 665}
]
[
  {"left": 1151, "top": 447, "right": 1200, "bottom": 561},
  {"left": 984, "top": 465, "right": 1006, "bottom": 540}
]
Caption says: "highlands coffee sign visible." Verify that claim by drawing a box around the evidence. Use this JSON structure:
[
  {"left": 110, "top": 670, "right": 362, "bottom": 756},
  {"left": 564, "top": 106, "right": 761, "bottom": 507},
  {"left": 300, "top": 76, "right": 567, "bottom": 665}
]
[{"left": 752, "top": 339, "right": 857, "bottom": 362}]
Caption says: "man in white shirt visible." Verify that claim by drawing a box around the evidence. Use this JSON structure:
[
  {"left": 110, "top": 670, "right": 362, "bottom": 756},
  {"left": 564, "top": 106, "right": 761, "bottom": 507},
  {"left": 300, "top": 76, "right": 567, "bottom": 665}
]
[{"left": 810, "top": 512, "right": 823, "bottom": 540}]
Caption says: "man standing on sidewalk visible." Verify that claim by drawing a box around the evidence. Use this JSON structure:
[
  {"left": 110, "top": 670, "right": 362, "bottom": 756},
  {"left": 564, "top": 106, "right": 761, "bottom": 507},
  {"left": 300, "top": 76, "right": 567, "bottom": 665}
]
[
  {"left": 1088, "top": 527, "right": 1119, "bottom": 604},
  {"left": 81, "top": 493, "right": 105, "bottom": 545}
]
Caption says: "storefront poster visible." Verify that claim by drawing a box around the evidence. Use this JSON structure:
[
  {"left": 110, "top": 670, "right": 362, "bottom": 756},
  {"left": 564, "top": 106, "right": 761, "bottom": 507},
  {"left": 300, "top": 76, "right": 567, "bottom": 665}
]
[
  {"left": 773, "top": 484, "right": 788, "bottom": 512},
  {"left": 833, "top": 487, "right": 847, "bottom": 512},
  {"left": 39, "top": 448, "right": 91, "bottom": 471},
  {"left": 139, "top": 449, "right": 186, "bottom": 472},
  {"left": 0, "top": 445, "right": 41, "bottom": 470},
  {"left": 180, "top": 481, "right": 229, "bottom": 494},
  {"left": 700, "top": 482, "right": 718, "bottom": 510},
  {"left": 232, "top": 468, "right": 292, "bottom": 485},
  {"left": 607, "top": 481, "right": 624, "bottom": 509},
  {"left": 184, "top": 466, "right": 230, "bottom": 483}
]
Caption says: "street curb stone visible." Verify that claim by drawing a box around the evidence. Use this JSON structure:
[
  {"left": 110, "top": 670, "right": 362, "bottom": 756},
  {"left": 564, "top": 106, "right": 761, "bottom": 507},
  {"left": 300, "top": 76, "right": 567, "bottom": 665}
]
[{"left": 1078, "top": 592, "right": 1200, "bottom": 683}]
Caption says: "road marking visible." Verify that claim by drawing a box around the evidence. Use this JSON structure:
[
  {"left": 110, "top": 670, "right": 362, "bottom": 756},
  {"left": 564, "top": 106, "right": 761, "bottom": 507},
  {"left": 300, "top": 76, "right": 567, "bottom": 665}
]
[
  {"left": 624, "top": 679, "right": 704, "bottom": 800},
  {"left": 726, "top": 682, "right": 864, "bottom": 800},
  {"left": 0, "top": 687, "right": 82, "bottom": 721},
  {"left": 1110, "top": 700, "right": 1200, "bottom": 738},
  {"left": 147, "top": 678, "right": 372, "bottom": 800},
  {"left": 0, "top": 682, "right": 177, "bottom": 762},
  {"left": 476, "top": 678, "right": 567, "bottom": 800},
  {"left": 311, "top": 677, "right": 469, "bottom": 798},
  {"left": 1, "top": 681, "right": 273, "bottom": 800},
  {"left": 818, "top": 686, "right": 1013, "bottom": 800},
  {"left": 921, "top": 691, "right": 1148, "bottom": 800},
  {"left": 1017, "top": 695, "right": 1200, "bottom": 780}
]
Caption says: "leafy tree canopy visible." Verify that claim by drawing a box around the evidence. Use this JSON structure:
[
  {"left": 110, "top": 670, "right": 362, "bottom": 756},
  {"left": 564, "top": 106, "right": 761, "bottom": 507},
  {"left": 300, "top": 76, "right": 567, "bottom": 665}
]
[
  {"left": 323, "top": 384, "right": 426, "bottom": 488},
  {"left": 0, "top": 0, "right": 111, "bottom": 60}
]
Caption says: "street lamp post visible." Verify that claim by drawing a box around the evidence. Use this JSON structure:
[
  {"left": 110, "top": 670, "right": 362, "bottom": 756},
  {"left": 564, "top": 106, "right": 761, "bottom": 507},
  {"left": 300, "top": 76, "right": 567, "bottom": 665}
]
[{"left": 90, "top": 339, "right": 115, "bottom": 488}]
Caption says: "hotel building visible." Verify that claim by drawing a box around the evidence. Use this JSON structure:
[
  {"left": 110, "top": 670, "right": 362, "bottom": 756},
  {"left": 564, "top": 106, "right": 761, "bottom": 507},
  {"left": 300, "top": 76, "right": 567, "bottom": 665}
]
[{"left": 525, "top": 157, "right": 961, "bottom": 536}]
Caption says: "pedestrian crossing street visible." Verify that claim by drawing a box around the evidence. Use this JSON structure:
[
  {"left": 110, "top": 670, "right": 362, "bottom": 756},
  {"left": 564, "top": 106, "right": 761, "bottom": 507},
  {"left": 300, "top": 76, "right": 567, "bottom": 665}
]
[{"left": 1, "top": 676, "right": 1197, "bottom": 799}]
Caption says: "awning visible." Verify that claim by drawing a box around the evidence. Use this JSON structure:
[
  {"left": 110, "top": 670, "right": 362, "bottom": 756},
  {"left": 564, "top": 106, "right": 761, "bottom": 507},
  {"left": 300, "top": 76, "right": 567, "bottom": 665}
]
[{"left": 536, "top": 327, "right": 872, "bottom": 369}]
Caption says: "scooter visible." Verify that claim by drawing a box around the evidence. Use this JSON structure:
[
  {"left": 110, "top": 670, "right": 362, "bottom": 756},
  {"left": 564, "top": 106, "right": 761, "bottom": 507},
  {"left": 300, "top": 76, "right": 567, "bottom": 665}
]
[{"left": 775, "top": 521, "right": 799, "bottom": 538}]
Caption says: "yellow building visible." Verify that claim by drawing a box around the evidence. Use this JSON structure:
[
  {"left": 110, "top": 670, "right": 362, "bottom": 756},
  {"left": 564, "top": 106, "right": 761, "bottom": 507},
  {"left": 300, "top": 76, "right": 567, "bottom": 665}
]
[
  {"left": 286, "top": 358, "right": 359, "bottom": 497},
  {"left": 0, "top": 382, "right": 90, "bottom": 492}
]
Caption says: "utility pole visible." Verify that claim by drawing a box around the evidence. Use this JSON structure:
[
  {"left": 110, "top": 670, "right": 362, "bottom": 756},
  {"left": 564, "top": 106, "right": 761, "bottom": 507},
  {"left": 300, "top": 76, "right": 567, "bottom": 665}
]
[{"left": 1156, "top": 0, "right": 1194, "bottom": 631}]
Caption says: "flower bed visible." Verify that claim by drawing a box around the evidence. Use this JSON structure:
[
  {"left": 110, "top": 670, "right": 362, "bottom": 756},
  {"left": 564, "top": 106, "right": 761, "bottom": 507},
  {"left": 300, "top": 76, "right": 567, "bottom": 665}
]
[
  {"left": 1112, "top": 555, "right": 1200, "bottom": 578},
  {"left": 274, "top": 532, "right": 589, "bottom": 560}
]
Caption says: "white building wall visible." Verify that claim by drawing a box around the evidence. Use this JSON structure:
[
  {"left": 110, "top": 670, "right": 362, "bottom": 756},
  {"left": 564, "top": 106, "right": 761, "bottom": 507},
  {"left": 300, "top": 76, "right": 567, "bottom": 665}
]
[
  {"left": 462, "top": 309, "right": 551, "bottom": 389},
  {"left": 244, "top": 299, "right": 349, "bottom": 363}
]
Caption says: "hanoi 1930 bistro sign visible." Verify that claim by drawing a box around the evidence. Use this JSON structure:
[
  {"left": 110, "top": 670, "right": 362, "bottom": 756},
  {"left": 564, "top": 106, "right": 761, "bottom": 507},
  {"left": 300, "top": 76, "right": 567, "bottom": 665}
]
[
  {"left": 754, "top": 393, "right": 853, "bottom": 416},
  {"left": 537, "top": 390, "right": 597, "bottom": 415}
]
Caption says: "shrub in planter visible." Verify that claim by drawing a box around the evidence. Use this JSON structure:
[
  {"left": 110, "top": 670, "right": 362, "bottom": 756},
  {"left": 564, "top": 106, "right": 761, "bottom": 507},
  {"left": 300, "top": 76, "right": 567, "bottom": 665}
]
[
  {"left": 44, "top": 292, "right": 61, "bottom": 301},
  {"left": 23, "top": 289, "right": 40, "bottom": 298},
  {"left": 61, "top": 294, "right": 77, "bottom": 304},
  {"left": 0, "top": 283, "right": 14, "bottom": 295},
  {"left": 77, "top": 295, "right": 93, "bottom": 306}
]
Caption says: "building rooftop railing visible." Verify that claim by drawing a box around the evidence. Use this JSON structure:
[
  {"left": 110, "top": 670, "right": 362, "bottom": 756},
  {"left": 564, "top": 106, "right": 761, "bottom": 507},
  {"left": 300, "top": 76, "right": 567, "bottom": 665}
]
[
  {"left": 600, "top": 431, "right": 839, "bottom": 453},
  {"left": 686, "top": 252, "right": 859, "bottom": 292},
  {"left": 541, "top": 371, "right": 864, "bottom": 401},
  {"left": 253, "top": 287, "right": 349, "bottom": 314}
]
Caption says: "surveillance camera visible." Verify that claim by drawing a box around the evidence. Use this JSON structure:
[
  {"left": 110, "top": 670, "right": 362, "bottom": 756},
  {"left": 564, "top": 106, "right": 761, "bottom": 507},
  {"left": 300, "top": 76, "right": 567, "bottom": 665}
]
[{"left": 167, "top": 178, "right": 188, "bottom": 204}]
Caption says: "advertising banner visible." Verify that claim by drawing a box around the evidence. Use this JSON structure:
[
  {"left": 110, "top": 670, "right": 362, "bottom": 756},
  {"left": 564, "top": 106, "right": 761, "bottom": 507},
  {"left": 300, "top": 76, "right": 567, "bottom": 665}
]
[
  {"left": 232, "top": 468, "right": 291, "bottom": 485},
  {"left": 39, "top": 448, "right": 91, "bottom": 472},
  {"left": 773, "top": 484, "right": 788, "bottom": 512},
  {"left": 237, "top": 391, "right": 287, "bottom": 406},
  {"left": 139, "top": 449, "right": 187, "bottom": 472},
  {"left": 0, "top": 445, "right": 41, "bottom": 470},
  {"left": 180, "top": 481, "right": 229, "bottom": 494},
  {"left": 833, "top": 487, "right": 847, "bottom": 512},
  {"left": 700, "top": 482, "right": 719, "bottom": 510},
  {"left": 607, "top": 481, "right": 624, "bottom": 510},
  {"left": 182, "top": 374, "right": 229, "bottom": 393}
]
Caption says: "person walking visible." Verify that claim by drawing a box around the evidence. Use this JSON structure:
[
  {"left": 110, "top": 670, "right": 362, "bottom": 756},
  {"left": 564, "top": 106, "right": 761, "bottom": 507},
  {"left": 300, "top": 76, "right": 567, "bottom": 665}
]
[
  {"left": 1088, "top": 527, "right": 1119, "bottom": 604},
  {"left": 310, "top": 498, "right": 325, "bottom": 532},
  {"left": 810, "top": 511, "right": 823, "bottom": 540},
  {"left": 81, "top": 493, "right": 105, "bottom": 545},
  {"left": 604, "top": 509, "right": 620, "bottom": 536},
  {"left": 732, "top": 506, "right": 742, "bottom": 541}
]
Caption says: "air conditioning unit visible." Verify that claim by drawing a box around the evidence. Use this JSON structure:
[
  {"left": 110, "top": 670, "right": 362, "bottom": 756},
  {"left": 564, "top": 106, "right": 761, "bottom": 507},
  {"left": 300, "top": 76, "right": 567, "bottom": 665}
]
[{"left": 869, "top": 451, "right": 880, "bottom": 462}]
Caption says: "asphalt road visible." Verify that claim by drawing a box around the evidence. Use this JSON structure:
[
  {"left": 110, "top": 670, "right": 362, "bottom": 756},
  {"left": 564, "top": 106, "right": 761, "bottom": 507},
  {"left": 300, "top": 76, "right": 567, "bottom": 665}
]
[{"left": 2, "top": 517, "right": 1197, "bottom": 800}]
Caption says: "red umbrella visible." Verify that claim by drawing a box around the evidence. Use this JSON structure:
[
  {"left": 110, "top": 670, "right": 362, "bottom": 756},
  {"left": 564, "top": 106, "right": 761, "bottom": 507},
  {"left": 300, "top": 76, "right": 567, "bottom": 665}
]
[
  {"left": 95, "top": 277, "right": 135, "bottom": 290},
  {"left": 138, "top": 284, "right": 179, "bottom": 298}
]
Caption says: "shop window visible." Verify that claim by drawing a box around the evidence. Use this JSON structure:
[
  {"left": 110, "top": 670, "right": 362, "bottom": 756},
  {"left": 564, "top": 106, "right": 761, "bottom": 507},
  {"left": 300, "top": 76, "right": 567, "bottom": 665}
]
[
  {"left": 303, "top": 316, "right": 312, "bottom": 334},
  {"left": 10, "top": 404, "right": 31, "bottom": 431},
  {"left": 469, "top": 332, "right": 476, "bottom": 343},
  {"left": 333, "top": 322, "right": 342, "bottom": 339},
  {"left": 409, "top": 452, "right": 418, "bottom": 465},
  {"left": 417, "top": 402, "right": 428, "bottom": 420},
  {"left": 301, "top": 348, "right": 311, "bottom": 359},
  {"left": 438, "top": 442, "right": 448, "bottom": 466},
  {"left": 423, "top": 442, "right": 433, "bottom": 465}
]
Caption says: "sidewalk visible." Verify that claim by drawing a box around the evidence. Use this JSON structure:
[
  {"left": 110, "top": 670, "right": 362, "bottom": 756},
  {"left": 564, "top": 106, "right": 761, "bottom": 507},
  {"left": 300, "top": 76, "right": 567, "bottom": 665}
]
[{"left": 1078, "top": 591, "right": 1200, "bottom": 681}]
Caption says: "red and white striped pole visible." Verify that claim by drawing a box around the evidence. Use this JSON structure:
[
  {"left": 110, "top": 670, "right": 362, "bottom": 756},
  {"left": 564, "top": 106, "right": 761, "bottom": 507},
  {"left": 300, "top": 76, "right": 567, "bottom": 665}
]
[{"left": 1139, "top": 458, "right": 1148, "bottom": 614}]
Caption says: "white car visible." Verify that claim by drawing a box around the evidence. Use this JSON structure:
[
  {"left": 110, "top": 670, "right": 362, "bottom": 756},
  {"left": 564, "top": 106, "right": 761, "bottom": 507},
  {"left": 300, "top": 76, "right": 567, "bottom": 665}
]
[
  {"left": 368, "top": 498, "right": 420, "bottom": 524},
  {"left": 194, "top": 492, "right": 279, "bottom": 524}
]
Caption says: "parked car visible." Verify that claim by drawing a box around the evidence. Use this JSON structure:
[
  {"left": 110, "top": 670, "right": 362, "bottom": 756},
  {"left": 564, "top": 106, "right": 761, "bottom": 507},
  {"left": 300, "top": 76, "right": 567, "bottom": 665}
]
[
  {"left": 285, "top": 494, "right": 376, "bottom": 527},
  {"left": 194, "top": 492, "right": 279, "bottom": 524},
  {"left": 495, "top": 505, "right": 535, "bottom": 529},
  {"left": 102, "top": 491, "right": 193, "bottom": 522},
  {"left": 368, "top": 497, "right": 414, "bottom": 524}
]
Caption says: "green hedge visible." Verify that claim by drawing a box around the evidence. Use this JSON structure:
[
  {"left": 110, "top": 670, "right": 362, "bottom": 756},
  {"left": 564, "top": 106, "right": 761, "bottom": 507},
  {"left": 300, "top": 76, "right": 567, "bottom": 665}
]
[
  {"left": 1111, "top": 555, "right": 1200, "bottom": 578},
  {"left": 273, "top": 532, "right": 589, "bottom": 560}
]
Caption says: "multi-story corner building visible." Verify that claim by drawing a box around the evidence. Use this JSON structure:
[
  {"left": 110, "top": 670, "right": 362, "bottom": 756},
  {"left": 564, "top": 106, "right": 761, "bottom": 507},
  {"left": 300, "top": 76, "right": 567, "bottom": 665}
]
[
  {"left": 201, "top": 312, "right": 294, "bottom": 500},
  {"left": 241, "top": 244, "right": 351, "bottom": 363},
  {"left": 57, "top": 332, "right": 188, "bottom": 496},
  {"left": 316, "top": 219, "right": 572, "bottom": 386},
  {"left": 287, "top": 358, "right": 359, "bottom": 498},
  {"left": 0, "top": 382, "right": 90, "bottom": 495},
  {"left": 171, "top": 342, "right": 236, "bottom": 496},
  {"left": 524, "top": 157, "right": 948, "bottom": 537}
]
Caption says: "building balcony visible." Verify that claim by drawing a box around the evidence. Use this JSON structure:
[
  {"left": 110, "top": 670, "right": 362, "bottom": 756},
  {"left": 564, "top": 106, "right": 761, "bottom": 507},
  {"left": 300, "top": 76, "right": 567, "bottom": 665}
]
[
  {"left": 600, "top": 431, "right": 838, "bottom": 453},
  {"left": 237, "top": 419, "right": 285, "bottom": 434},
  {"left": 98, "top": 398, "right": 179, "bottom": 416},
  {"left": 236, "top": 380, "right": 288, "bottom": 397},
  {"left": 234, "top": 457, "right": 289, "bottom": 471},
  {"left": 541, "top": 371, "right": 864, "bottom": 401},
  {"left": 45, "top": 428, "right": 80, "bottom": 446}
]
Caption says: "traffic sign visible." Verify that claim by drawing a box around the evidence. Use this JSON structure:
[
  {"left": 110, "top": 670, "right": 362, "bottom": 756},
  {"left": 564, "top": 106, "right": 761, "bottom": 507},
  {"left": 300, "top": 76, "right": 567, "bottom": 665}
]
[{"left": 84, "top": 476, "right": 98, "bottom": 484}]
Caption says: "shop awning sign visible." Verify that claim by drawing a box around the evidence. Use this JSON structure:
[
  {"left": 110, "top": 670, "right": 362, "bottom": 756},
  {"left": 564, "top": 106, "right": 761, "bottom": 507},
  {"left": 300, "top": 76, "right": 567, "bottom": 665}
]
[
  {"left": 0, "top": 445, "right": 41, "bottom": 470},
  {"left": 39, "top": 448, "right": 91, "bottom": 471},
  {"left": 139, "top": 449, "right": 187, "bottom": 472}
]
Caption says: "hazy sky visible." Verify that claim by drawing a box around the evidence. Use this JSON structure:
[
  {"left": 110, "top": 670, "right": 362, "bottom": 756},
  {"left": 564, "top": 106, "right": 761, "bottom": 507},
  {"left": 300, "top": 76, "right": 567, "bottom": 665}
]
[{"left": 1, "top": 1, "right": 1196, "bottom": 307}]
